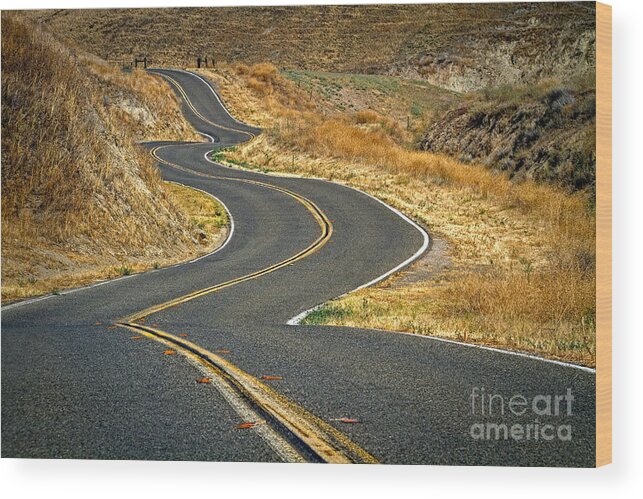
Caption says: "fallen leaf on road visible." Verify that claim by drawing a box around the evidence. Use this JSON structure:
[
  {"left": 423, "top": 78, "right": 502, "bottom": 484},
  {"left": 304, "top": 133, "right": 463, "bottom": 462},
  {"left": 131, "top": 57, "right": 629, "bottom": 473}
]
[
  {"left": 215, "top": 349, "right": 230, "bottom": 354},
  {"left": 331, "top": 418, "right": 360, "bottom": 424},
  {"left": 94, "top": 322, "right": 102, "bottom": 326},
  {"left": 130, "top": 336, "right": 144, "bottom": 340},
  {"left": 236, "top": 421, "right": 264, "bottom": 429},
  {"left": 151, "top": 323, "right": 160, "bottom": 327},
  {"left": 163, "top": 350, "right": 176, "bottom": 355},
  {"left": 178, "top": 333, "right": 189, "bottom": 338},
  {"left": 196, "top": 378, "right": 212, "bottom": 384},
  {"left": 261, "top": 375, "right": 283, "bottom": 380}
]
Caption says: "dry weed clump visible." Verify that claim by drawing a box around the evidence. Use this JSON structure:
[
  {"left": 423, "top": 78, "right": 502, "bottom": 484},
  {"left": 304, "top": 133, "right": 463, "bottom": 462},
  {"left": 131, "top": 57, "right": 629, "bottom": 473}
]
[
  {"left": 231, "top": 62, "right": 318, "bottom": 114},
  {"left": 353, "top": 109, "right": 382, "bottom": 124}
]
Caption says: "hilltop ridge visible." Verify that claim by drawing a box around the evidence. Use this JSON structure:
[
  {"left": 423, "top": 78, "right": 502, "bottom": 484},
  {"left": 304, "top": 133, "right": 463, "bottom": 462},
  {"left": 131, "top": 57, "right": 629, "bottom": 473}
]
[{"left": 25, "top": 3, "right": 595, "bottom": 92}]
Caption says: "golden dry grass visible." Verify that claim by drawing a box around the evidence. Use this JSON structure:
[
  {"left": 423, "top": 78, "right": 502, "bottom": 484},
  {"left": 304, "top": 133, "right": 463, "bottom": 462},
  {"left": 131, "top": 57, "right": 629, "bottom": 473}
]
[
  {"left": 1, "top": 182, "right": 228, "bottom": 302},
  {"left": 24, "top": 4, "right": 595, "bottom": 93},
  {"left": 1, "top": 14, "right": 208, "bottom": 303},
  {"left": 163, "top": 182, "right": 228, "bottom": 242},
  {"left": 202, "top": 63, "right": 596, "bottom": 366},
  {"left": 82, "top": 57, "right": 201, "bottom": 143}
]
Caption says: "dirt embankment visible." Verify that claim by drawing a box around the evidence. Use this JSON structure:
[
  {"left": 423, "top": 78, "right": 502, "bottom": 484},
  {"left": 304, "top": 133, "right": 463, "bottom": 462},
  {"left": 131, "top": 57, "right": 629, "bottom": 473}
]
[
  {"left": 419, "top": 79, "right": 596, "bottom": 192},
  {"left": 1, "top": 14, "right": 212, "bottom": 302}
]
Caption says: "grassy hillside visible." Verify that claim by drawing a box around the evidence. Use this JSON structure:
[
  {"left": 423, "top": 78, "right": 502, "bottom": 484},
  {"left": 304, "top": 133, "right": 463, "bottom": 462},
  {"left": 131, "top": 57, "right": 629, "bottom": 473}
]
[
  {"left": 1, "top": 14, "right": 215, "bottom": 302},
  {"left": 280, "top": 69, "right": 595, "bottom": 192},
  {"left": 282, "top": 70, "right": 463, "bottom": 134},
  {"left": 201, "top": 63, "right": 595, "bottom": 366},
  {"left": 24, "top": 4, "right": 597, "bottom": 192},
  {"left": 25, "top": 3, "right": 595, "bottom": 92},
  {"left": 419, "top": 76, "right": 596, "bottom": 192}
]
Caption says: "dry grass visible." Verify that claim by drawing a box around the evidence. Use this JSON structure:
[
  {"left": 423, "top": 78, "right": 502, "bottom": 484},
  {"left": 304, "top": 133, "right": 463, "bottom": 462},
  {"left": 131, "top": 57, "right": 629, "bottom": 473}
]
[
  {"left": 202, "top": 63, "right": 595, "bottom": 366},
  {"left": 1, "top": 182, "right": 228, "bottom": 302},
  {"left": 24, "top": 3, "right": 595, "bottom": 92},
  {"left": 283, "top": 70, "right": 462, "bottom": 137},
  {"left": 81, "top": 56, "right": 201, "bottom": 143},
  {"left": 421, "top": 75, "right": 597, "bottom": 191},
  {"left": 1, "top": 14, "right": 207, "bottom": 303},
  {"left": 163, "top": 182, "right": 228, "bottom": 243}
]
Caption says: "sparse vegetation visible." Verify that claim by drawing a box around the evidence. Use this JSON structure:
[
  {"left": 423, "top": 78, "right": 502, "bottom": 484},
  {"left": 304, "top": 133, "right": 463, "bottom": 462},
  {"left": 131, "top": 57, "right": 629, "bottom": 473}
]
[
  {"left": 116, "top": 266, "right": 134, "bottom": 276},
  {"left": 24, "top": 3, "right": 595, "bottom": 92},
  {"left": 282, "top": 70, "right": 462, "bottom": 135},
  {"left": 204, "top": 63, "right": 595, "bottom": 366}
]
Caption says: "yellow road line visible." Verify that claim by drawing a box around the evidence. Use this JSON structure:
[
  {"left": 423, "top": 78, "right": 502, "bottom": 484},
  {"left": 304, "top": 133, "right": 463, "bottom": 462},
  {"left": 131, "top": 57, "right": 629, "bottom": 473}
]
[
  {"left": 119, "top": 323, "right": 379, "bottom": 464},
  {"left": 156, "top": 71, "right": 256, "bottom": 140},
  {"left": 117, "top": 75, "right": 375, "bottom": 464},
  {"left": 121, "top": 145, "right": 332, "bottom": 323}
]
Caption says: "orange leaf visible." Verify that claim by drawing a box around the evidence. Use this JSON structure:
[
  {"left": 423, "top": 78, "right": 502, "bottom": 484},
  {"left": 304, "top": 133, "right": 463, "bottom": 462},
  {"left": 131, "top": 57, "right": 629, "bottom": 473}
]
[
  {"left": 163, "top": 349, "right": 176, "bottom": 355},
  {"left": 130, "top": 335, "right": 143, "bottom": 340},
  {"left": 215, "top": 349, "right": 230, "bottom": 354},
  {"left": 196, "top": 377, "right": 212, "bottom": 384},
  {"left": 94, "top": 321, "right": 102, "bottom": 326},
  {"left": 261, "top": 375, "right": 283, "bottom": 381},
  {"left": 178, "top": 333, "right": 189, "bottom": 338},
  {"left": 332, "top": 418, "right": 360, "bottom": 424},
  {"left": 151, "top": 323, "right": 160, "bottom": 327},
  {"left": 236, "top": 422, "right": 258, "bottom": 429}
]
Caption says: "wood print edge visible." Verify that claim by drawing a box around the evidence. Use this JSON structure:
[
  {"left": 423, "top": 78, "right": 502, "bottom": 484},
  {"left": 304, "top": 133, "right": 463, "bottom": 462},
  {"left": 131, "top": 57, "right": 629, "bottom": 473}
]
[{"left": 596, "top": 0, "right": 612, "bottom": 468}]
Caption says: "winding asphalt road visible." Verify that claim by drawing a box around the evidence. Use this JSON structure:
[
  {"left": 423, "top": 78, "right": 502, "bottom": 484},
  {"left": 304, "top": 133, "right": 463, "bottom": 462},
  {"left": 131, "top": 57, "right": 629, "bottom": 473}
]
[{"left": 1, "top": 69, "right": 596, "bottom": 466}]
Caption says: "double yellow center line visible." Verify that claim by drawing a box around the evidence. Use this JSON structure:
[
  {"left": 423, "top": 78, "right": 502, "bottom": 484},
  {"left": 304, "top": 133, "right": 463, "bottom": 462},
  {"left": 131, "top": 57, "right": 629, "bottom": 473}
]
[
  {"left": 121, "top": 321, "right": 378, "bottom": 464},
  {"left": 154, "top": 70, "right": 256, "bottom": 140},
  {"left": 115, "top": 70, "right": 378, "bottom": 464},
  {"left": 122, "top": 145, "right": 332, "bottom": 323}
]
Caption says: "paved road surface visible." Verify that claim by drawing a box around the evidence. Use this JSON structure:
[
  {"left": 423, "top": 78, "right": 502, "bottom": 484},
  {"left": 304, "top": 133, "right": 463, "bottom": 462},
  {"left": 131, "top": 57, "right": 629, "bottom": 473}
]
[{"left": 1, "top": 69, "right": 596, "bottom": 466}]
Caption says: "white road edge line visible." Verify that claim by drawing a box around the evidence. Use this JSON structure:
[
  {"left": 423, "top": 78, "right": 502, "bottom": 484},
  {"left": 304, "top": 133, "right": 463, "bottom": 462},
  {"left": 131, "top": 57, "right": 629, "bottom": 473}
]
[
  {"left": 202, "top": 143, "right": 595, "bottom": 374},
  {"left": 392, "top": 330, "right": 596, "bottom": 374},
  {"left": 197, "top": 131, "right": 216, "bottom": 142},
  {"left": 176, "top": 182, "right": 235, "bottom": 264},
  {"left": 286, "top": 183, "right": 595, "bottom": 373},
  {"left": 174, "top": 69, "right": 260, "bottom": 129},
  {"left": 3, "top": 273, "right": 135, "bottom": 311},
  {"left": 285, "top": 184, "right": 430, "bottom": 326}
]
